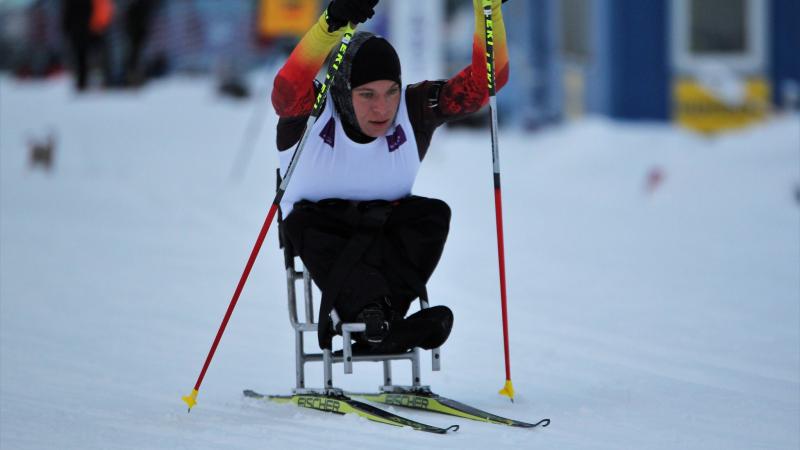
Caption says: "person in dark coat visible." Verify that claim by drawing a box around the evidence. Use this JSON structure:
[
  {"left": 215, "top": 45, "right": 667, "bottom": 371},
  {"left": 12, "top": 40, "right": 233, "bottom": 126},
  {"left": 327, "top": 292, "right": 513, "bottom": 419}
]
[
  {"left": 123, "top": 0, "right": 157, "bottom": 86},
  {"left": 61, "top": 0, "right": 113, "bottom": 91}
]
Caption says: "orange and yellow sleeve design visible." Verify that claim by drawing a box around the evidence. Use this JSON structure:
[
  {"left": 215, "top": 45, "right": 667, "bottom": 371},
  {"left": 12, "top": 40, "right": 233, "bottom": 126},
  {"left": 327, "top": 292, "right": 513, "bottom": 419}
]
[
  {"left": 272, "top": 13, "right": 346, "bottom": 117},
  {"left": 441, "top": 0, "right": 509, "bottom": 116}
]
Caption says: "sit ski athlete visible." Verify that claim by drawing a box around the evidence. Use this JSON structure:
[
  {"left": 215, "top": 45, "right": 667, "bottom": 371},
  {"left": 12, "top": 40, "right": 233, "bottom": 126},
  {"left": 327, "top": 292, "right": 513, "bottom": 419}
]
[{"left": 273, "top": 0, "right": 509, "bottom": 352}]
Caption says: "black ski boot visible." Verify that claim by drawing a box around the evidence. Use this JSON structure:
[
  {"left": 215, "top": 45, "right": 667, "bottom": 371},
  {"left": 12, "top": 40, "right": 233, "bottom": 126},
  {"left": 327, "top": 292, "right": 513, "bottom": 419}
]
[
  {"left": 371, "top": 305, "right": 454, "bottom": 354},
  {"left": 356, "top": 301, "right": 392, "bottom": 344}
]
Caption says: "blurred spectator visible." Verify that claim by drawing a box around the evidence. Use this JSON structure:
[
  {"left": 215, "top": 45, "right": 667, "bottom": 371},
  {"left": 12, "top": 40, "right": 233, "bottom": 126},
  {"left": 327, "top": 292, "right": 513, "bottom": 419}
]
[
  {"left": 18, "top": 0, "right": 65, "bottom": 78},
  {"left": 61, "top": 0, "right": 114, "bottom": 91},
  {"left": 123, "top": 0, "right": 157, "bottom": 87}
]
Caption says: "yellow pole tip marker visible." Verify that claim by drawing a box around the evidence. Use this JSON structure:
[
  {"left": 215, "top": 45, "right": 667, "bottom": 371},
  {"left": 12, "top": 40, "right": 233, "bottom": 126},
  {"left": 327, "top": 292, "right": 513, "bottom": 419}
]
[
  {"left": 182, "top": 389, "right": 198, "bottom": 412},
  {"left": 499, "top": 380, "right": 515, "bottom": 402}
]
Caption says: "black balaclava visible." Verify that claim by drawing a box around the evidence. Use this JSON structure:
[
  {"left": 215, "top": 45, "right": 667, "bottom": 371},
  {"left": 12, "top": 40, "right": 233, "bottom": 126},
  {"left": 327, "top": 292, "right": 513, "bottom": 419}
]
[{"left": 330, "top": 32, "right": 402, "bottom": 142}]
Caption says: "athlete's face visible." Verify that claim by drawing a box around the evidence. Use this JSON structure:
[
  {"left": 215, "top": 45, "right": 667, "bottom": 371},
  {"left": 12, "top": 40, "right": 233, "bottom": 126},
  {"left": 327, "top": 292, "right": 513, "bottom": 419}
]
[{"left": 351, "top": 80, "right": 401, "bottom": 138}]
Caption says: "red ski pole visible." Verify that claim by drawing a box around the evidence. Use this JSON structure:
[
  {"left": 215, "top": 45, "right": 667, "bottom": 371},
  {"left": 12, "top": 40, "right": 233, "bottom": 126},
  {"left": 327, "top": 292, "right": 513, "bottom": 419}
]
[
  {"left": 480, "top": 0, "right": 515, "bottom": 402},
  {"left": 182, "top": 24, "right": 357, "bottom": 412}
]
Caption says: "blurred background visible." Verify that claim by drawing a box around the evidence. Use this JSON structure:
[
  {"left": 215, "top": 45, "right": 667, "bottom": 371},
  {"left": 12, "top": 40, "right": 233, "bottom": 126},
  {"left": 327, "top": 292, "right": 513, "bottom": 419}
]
[{"left": 1, "top": 0, "right": 798, "bottom": 131}]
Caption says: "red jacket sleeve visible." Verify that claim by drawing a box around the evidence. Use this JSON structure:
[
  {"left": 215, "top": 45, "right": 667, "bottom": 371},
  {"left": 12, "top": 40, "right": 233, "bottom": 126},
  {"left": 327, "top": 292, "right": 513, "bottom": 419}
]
[{"left": 272, "top": 14, "right": 345, "bottom": 118}]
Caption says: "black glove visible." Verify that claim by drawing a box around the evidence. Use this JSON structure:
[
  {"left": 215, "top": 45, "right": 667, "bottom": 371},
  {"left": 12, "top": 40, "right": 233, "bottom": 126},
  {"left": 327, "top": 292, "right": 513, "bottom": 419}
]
[{"left": 326, "top": 0, "right": 379, "bottom": 32}]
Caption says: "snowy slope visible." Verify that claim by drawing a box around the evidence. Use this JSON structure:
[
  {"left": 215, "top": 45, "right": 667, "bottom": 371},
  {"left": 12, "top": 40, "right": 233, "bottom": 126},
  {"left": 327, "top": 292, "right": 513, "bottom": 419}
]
[{"left": 1, "top": 75, "right": 798, "bottom": 449}]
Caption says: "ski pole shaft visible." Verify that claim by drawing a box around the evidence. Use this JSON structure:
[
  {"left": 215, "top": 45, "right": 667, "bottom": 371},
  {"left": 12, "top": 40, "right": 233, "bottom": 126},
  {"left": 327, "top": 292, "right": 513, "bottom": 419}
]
[
  {"left": 183, "top": 24, "right": 357, "bottom": 412},
  {"left": 481, "top": 0, "right": 515, "bottom": 402},
  {"left": 229, "top": 71, "right": 272, "bottom": 181}
]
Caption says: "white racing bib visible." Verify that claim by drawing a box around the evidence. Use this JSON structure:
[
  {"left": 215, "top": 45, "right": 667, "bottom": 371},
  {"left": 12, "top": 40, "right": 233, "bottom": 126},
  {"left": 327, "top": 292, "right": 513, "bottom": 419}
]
[{"left": 279, "top": 88, "right": 421, "bottom": 216}]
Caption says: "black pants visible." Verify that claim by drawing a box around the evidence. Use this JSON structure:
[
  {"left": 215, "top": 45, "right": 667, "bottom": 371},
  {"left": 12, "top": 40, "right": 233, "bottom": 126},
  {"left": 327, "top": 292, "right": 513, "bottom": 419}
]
[
  {"left": 282, "top": 196, "right": 451, "bottom": 349},
  {"left": 69, "top": 33, "right": 112, "bottom": 91}
]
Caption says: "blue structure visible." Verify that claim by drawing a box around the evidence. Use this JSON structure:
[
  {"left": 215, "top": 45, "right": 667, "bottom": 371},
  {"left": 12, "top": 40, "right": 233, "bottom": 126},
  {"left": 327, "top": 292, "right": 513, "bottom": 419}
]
[
  {"left": 770, "top": 0, "right": 800, "bottom": 107},
  {"left": 511, "top": 0, "right": 800, "bottom": 128},
  {"left": 605, "top": 0, "right": 670, "bottom": 120}
]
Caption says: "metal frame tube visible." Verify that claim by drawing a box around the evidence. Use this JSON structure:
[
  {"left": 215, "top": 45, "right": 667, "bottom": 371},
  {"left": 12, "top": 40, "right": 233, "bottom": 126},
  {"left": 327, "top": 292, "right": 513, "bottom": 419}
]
[
  {"left": 341, "top": 323, "right": 366, "bottom": 374},
  {"left": 302, "top": 265, "right": 314, "bottom": 323},
  {"left": 323, "top": 349, "right": 333, "bottom": 390},
  {"left": 382, "top": 361, "right": 392, "bottom": 386},
  {"left": 411, "top": 348, "right": 421, "bottom": 387}
]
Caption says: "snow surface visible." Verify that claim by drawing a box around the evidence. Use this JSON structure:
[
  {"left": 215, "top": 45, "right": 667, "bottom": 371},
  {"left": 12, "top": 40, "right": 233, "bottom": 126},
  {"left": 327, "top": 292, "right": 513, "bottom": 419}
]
[{"left": 1, "top": 75, "right": 798, "bottom": 449}]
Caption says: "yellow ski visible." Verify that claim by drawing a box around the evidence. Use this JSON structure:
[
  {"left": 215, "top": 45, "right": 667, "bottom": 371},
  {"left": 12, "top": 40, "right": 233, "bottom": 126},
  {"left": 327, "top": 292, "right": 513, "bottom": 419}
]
[
  {"left": 351, "top": 388, "right": 550, "bottom": 429},
  {"left": 243, "top": 390, "right": 459, "bottom": 434}
]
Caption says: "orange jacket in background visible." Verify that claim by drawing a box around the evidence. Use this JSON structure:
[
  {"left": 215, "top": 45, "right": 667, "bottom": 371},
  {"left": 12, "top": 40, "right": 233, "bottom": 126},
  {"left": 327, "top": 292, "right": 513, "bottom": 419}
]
[{"left": 90, "top": 0, "right": 114, "bottom": 33}]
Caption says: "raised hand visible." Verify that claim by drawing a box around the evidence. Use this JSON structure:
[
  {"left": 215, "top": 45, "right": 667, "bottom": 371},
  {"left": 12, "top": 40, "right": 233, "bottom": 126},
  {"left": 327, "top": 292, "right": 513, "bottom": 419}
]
[{"left": 325, "top": 0, "right": 380, "bottom": 32}]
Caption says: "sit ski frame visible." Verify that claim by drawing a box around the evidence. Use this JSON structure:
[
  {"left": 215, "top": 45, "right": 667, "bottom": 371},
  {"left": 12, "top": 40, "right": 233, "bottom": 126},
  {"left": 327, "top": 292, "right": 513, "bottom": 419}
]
[{"left": 244, "top": 222, "right": 549, "bottom": 433}]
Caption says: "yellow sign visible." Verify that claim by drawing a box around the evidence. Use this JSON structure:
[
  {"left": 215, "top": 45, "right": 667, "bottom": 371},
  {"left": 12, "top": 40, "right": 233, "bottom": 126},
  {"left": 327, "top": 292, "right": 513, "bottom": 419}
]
[
  {"left": 674, "top": 77, "right": 770, "bottom": 133},
  {"left": 563, "top": 67, "right": 585, "bottom": 119},
  {"left": 258, "top": 0, "right": 319, "bottom": 39}
]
